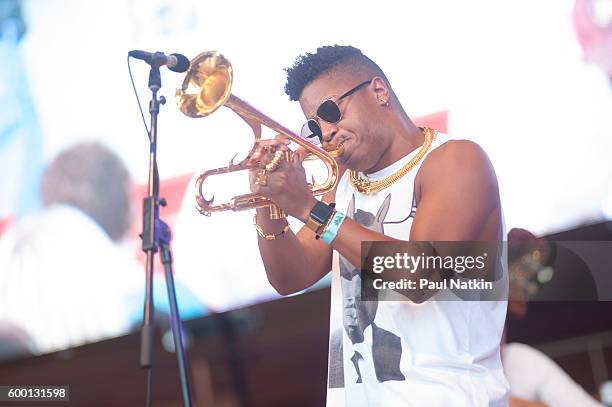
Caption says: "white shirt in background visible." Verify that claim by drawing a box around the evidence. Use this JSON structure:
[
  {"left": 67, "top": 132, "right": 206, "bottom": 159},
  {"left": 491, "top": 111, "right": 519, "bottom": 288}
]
[
  {"left": 0, "top": 204, "right": 142, "bottom": 354},
  {"left": 502, "top": 342, "right": 602, "bottom": 407}
]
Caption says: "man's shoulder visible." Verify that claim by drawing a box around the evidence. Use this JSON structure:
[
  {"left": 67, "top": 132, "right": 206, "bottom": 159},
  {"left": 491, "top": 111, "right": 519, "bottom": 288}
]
[
  {"left": 418, "top": 138, "right": 495, "bottom": 185},
  {"left": 427, "top": 138, "right": 488, "bottom": 167}
]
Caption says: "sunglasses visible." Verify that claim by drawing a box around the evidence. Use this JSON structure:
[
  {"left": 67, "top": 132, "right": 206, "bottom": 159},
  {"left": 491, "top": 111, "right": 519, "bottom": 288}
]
[{"left": 301, "top": 79, "right": 372, "bottom": 144}]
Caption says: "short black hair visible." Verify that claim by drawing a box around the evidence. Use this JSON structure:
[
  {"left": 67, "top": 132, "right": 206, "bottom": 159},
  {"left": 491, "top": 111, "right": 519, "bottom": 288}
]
[{"left": 284, "top": 45, "right": 387, "bottom": 101}]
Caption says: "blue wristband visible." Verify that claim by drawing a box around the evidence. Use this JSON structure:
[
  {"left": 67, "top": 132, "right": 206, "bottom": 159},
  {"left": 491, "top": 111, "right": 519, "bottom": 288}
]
[{"left": 321, "top": 211, "right": 346, "bottom": 245}]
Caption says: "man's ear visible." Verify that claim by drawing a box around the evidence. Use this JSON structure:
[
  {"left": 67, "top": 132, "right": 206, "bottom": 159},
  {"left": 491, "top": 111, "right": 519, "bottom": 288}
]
[{"left": 371, "top": 77, "right": 390, "bottom": 107}]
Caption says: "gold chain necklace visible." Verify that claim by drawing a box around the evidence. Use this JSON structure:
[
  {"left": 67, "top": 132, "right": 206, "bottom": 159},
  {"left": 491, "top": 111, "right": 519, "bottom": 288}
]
[{"left": 349, "top": 127, "right": 436, "bottom": 194}]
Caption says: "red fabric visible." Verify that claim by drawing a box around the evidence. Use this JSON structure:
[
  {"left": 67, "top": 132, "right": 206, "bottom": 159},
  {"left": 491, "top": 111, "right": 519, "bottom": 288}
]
[
  {"left": 414, "top": 110, "right": 448, "bottom": 134},
  {"left": 131, "top": 173, "right": 194, "bottom": 271},
  {"left": 0, "top": 216, "right": 14, "bottom": 238}
]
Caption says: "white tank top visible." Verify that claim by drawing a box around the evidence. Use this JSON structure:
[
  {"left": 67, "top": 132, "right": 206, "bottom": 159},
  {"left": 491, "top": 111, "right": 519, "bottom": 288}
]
[{"left": 326, "top": 133, "right": 509, "bottom": 407}]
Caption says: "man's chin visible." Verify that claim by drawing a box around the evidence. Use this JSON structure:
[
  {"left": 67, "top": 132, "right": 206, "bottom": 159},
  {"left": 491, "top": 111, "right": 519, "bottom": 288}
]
[
  {"left": 336, "top": 151, "right": 350, "bottom": 166},
  {"left": 339, "top": 152, "right": 360, "bottom": 172},
  {"left": 343, "top": 154, "right": 375, "bottom": 174}
]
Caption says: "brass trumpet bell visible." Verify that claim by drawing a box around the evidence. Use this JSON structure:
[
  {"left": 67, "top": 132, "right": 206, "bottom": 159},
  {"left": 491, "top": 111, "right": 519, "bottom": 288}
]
[
  {"left": 175, "top": 51, "right": 340, "bottom": 218},
  {"left": 176, "top": 51, "right": 232, "bottom": 118}
]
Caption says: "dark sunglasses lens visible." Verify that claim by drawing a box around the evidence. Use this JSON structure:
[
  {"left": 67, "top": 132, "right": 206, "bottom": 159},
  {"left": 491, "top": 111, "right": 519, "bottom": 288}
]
[
  {"left": 301, "top": 120, "right": 322, "bottom": 144},
  {"left": 317, "top": 100, "right": 341, "bottom": 123}
]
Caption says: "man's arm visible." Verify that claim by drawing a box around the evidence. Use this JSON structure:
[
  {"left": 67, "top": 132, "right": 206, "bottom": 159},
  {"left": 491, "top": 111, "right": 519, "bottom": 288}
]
[
  {"left": 409, "top": 140, "right": 501, "bottom": 241},
  {"left": 253, "top": 140, "right": 501, "bottom": 296},
  {"left": 254, "top": 198, "right": 334, "bottom": 296},
  {"left": 250, "top": 138, "right": 343, "bottom": 295}
]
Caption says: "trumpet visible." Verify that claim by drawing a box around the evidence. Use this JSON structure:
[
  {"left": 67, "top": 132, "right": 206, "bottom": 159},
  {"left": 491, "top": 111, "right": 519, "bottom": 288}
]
[{"left": 175, "top": 51, "right": 340, "bottom": 219}]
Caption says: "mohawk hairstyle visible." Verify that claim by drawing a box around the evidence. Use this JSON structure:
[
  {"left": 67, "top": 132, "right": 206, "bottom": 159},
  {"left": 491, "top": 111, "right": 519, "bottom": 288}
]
[{"left": 284, "top": 45, "right": 386, "bottom": 101}]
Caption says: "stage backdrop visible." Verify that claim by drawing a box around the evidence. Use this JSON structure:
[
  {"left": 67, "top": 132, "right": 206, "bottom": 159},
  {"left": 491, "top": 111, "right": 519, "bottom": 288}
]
[{"left": 0, "top": 0, "right": 611, "bottom": 319}]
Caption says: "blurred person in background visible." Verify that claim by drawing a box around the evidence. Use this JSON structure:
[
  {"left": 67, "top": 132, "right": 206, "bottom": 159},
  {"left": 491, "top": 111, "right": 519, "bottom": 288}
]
[
  {"left": 0, "top": 142, "right": 142, "bottom": 355},
  {"left": 504, "top": 228, "right": 602, "bottom": 407},
  {"left": 504, "top": 340, "right": 603, "bottom": 407}
]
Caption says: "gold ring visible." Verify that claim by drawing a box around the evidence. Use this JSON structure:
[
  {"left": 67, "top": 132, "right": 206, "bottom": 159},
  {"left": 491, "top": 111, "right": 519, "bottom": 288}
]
[
  {"left": 255, "top": 169, "right": 268, "bottom": 186},
  {"left": 265, "top": 150, "right": 284, "bottom": 172}
]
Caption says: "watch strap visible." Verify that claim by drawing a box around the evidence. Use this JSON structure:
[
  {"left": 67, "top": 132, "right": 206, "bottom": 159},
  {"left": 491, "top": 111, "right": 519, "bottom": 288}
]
[{"left": 305, "top": 201, "right": 335, "bottom": 233}]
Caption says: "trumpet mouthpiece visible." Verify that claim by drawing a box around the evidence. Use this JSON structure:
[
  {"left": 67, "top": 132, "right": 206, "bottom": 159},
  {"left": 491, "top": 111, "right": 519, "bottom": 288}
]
[{"left": 324, "top": 144, "right": 343, "bottom": 158}]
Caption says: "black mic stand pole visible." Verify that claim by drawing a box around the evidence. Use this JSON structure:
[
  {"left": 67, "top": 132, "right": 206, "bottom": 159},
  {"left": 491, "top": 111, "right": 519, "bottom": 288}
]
[{"left": 140, "top": 63, "right": 193, "bottom": 407}]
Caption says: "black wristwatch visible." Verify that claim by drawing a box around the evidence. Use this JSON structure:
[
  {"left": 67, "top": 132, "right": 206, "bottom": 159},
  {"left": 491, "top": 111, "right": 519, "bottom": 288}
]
[{"left": 305, "top": 201, "right": 336, "bottom": 235}]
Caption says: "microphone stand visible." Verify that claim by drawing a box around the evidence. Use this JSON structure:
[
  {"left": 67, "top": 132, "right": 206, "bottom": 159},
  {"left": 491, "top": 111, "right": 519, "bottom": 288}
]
[{"left": 140, "top": 63, "right": 193, "bottom": 407}]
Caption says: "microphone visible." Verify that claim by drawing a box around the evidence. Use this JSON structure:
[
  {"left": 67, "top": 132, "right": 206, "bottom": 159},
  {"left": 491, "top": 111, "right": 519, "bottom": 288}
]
[{"left": 128, "top": 50, "right": 190, "bottom": 73}]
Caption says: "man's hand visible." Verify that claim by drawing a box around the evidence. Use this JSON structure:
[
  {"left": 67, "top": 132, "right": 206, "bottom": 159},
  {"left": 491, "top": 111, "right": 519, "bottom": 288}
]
[{"left": 248, "top": 136, "right": 317, "bottom": 222}]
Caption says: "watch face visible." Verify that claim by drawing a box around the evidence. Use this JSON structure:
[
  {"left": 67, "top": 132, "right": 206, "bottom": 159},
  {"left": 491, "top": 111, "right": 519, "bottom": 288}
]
[{"left": 311, "top": 201, "right": 334, "bottom": 223}]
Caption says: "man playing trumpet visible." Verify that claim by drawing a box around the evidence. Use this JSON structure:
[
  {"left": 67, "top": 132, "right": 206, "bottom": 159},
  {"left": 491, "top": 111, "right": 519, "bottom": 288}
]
[{"left": 249, "top": 45, "right": 508, "bottom": 406}]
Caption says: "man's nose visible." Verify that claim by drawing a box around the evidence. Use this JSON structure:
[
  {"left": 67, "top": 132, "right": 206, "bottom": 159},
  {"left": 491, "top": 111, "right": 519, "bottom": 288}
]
[{"left": 319, "top": 121, "right": 338, "bottom": 145}]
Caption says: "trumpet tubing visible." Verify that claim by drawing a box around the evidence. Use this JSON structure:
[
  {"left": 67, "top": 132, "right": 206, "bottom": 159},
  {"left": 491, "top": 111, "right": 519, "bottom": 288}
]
[{"left": 176, "top": 51, "right": 340, "bottom": 218}]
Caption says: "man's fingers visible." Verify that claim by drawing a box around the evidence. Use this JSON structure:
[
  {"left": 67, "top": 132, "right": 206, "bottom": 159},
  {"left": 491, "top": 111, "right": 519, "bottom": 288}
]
[
  {"left": 258, "top": 144, "right": 291, "bottom": 169},
  {"left": 292, "top": 146, "right": 309, "bottom": 166},
  {"left": 254, "top": 140, "right": 289, "bottom": 154},
  {"left": 275, "top": 133, "right": 292, "bottom": 144},
  {"left": 259, "top": 138, "right": 290, "bottom": 148}
]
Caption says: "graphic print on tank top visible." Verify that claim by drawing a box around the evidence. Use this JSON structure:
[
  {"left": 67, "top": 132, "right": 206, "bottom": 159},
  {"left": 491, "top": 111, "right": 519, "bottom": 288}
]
[
  {"left": 327, "top": 134, "right": 510, "bottom": 406},
  {"left": 328, "top": 193, "right": 409, "bottom": 389}
]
